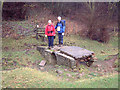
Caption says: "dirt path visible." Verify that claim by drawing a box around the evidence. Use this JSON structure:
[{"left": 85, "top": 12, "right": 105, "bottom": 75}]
[{"left": 89, "top": 54, "right": 118, "bottom": 74}]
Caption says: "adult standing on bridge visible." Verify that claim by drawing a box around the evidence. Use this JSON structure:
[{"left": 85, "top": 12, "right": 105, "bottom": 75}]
[
  {"left": 45, "top": 20, "right": 55, "bottom": 49},
  {"left": 55, "top": 16, "right": 66, "bottom": 47}
]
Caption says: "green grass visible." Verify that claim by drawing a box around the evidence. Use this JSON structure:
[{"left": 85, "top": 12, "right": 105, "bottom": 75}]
[
  {"left": 2, "top": 67, "right": 118, "bottom": 88},
  {"left": 3, "top": 21, "right": 34, "bottom": 32},
  {"left": 2, "top": 32, "right": 118, "bottom": 88},
  {"left": 2, "top": 36, "right": 47, "bottom": 51},
  {"left": 2, "top": 49, "right": 43, "bottom": 70},
  {"left": 2, "top": 36, "right": 45, "bottom": 70}
]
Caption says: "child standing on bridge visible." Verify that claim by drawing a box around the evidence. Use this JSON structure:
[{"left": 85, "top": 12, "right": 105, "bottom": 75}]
[{"left": 45, "top": 20, "right": 55, "bottom": 49}]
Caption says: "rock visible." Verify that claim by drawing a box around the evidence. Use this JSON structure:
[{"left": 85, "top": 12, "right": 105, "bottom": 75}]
[
  {"left": 97, "top": 65, "right": 101, "bottom": 67},
  {"left": 60, "top": 46, "right": 94, "bottom": 59},
  {"left": 66, "top": 73, "right": 72, "bottom": 77},
  {"left": 66, "top": 78, "right": 69, "bottom": 81},
  {"left": 79, "top": 74, "right": 83, "bottom": 77},
  {"left": 39, "top": 60, "right": 46, "bottom": 67},
  {"left": 6, "top": 35, "right": 9, "bottom": 38},
  {"left": 97, "top": 68, "right": 101, "bottom": 71},
  {"left": 76, "top": 73, "right": 84, "bottom": 79},
  {"left": 55, "top": 70, "right": 63, "bottom": 74},
  {"left": 74, "top": 73, "right": 79, "bottom": 75},
  {"left": 76, "top": 75, "right": 80, "bottom": 79},
  {"left": 101, "top": 50, "right": 105, "bottom": 54},
  {"left": 45, "top": 50, "right": 57, "bottom": 65},
  {"left": 56, "top": 74, "right": 60, "bottom": 77},
  {"left": 55, "top": 51, "right": 76, "bottom": 68},
  {"left": 37, "top": 46, "right": 47, "bottom": 57},
  {"left": 40, "top": 67, "right": 44, "bottom": 70},
  {"left": 72, "top": 68, "right": 78, "bottom": 72},
  {"left": 4, "top": 47, "right": 9, "bottom": 51},
  {"left": 64, "top": 69, "right": 68, "bottom": 71}
]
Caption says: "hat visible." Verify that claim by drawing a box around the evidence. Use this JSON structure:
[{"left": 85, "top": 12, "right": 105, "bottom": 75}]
[{"left": 48, "top": 20, "right": 52, "bottom": 24}]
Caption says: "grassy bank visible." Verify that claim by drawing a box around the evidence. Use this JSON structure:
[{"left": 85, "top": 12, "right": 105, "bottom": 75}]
[
  {"left": 2, "top": 67, "right": 118, "bottom": 88},
  {"left": 2, "top": 33, "right": 118, "bottom": 88}
]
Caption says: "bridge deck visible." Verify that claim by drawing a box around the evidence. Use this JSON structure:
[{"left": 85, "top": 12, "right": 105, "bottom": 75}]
[{"left": 60, "top": 46, "right": 94, "bottom": 59}]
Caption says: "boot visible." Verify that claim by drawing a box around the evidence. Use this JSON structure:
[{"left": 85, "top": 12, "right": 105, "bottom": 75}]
[
  {"left": 48, "top": 47, "right": 51, "bottom": 49},
  {"left": 58, "top": 44, "right": 61, "bottom": 47}
]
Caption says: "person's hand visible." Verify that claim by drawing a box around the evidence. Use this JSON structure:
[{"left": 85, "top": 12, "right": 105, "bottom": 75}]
[
  {"left": 54, "top": 34, "right": 56, "bottom": 36},
  {"left": 45, "top": 35, "right": 47, "bottom": 37},
  {"left": 62, "top": 33, "right": 64, "bottom": 35}
]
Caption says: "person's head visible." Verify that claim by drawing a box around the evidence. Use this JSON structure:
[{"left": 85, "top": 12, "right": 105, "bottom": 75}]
[
  {"left": 48, "top": 20, "right": 52, "bottom": 25},
  {"left": 57, "top": 16, "right": 61, "bottom": 22}
]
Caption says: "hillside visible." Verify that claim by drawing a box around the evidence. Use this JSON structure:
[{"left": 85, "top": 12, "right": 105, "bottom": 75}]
[
  {"left": 2, "top": 2, "right": 118, "bottom": 42},
  {"left": 2, "top": 2, "right": 119, "bottom": 89},
  {"left": 2, "top": 31, "right": 118, "bottom": 88}
]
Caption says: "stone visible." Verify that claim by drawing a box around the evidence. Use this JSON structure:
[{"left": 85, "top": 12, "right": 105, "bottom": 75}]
[
  {"left": 60, "top": 46, "right": 94, "bottom": 59},
  {"left": 39, "top": 60, "right": 46, "bottom": 67},
  {"left": 64, "top": 69, "right": 68, "bottom": 71},
  {"left": 97, "top": 65, "right": 101, "bottom": 67},
  {"left": 55, "top": 51, "right": 76, "bottom": 68},
  {"left": 66, "top": 79, "right": 69, "bottom": 81},
  {"left": 66, "top": 73, "right": 72, "bottom": 77},
  {"left": 45, "top": 49, "right": 57, "bottom": 65},
  {"left": 55, "top": 70, "right": 63, "bottom": 74},
  {"left": 72, "top": 68, "right": 78, "bottom": 72},
  {"left": 76, "top": 75, "right": 80, "bottom": 79},
  {"left": 37, "top": 46, "right": 46, "bottom": 57},
  {"left": 101, "top": 50, "right": 105, "bottom": 54},
  {"left": 40, "top": 67, "right": 44, "bottom": 70}
]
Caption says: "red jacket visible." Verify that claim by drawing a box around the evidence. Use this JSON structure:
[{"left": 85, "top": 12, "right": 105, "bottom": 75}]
[{"left": 45, "top": 24, "right": 55, "bottom": 36}]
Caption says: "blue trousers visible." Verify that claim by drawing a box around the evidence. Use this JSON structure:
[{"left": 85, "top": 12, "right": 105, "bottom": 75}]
[
  {"left": 48, "top": 36, "right": 54, "bottom": 47},
  {"left": 58, "top": 33, "right": 63, "bottom": 44}
]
